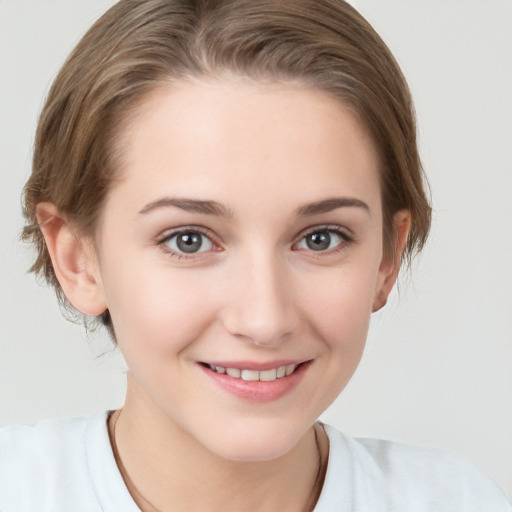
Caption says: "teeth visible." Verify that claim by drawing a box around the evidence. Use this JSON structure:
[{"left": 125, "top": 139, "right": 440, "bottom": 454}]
[
  {"left": 226, "top": 368, "right": 241, "bottom": 378},
  {"left": 285, "top": 364, "right": 296, "bottom": 376},
  {"left": 209, "top": 364, "right": 299, "bottom": 381},
  {"left": 241, "top": 370, "right": 259, "bottom": 381},
  {"left": 259, "top": 368, "right": 277, "bottom": 381}
]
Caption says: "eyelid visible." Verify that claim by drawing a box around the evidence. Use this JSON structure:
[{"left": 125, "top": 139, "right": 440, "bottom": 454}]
[
  {"left": 155, "top": 223, "right": 353, "bottom": 260},
  {"left": 156, "top": 226, "right": 222, "bottom": 259},
  {"left": 292, "top": 224, "right": 354, "bottom": 253},
  {"left": 296, "top": 224, "right": 354, "bottom": 242},
  {"left": 156, "top": 225, "right": 213, "bottom": 242}
]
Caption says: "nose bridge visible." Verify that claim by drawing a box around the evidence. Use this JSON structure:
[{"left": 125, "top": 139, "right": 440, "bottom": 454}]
[{"left": 222, "top": 246, "right": 298, "bottom": 346}]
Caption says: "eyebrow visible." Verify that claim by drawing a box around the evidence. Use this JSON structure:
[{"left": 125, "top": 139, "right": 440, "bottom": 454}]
[
  {"left": 296, "top": 197, "right": 370, "bottom": 216},
  {"left": 138, "top": 196, "right": 369, "bottom": 218},
  {"left": 138, "top": 198, "right": 234, "bottom": 218}
]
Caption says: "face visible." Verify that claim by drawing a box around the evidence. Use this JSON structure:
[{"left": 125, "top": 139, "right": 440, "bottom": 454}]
[{"left": 89, "top": 80, "right": 396, "bottom": 461}]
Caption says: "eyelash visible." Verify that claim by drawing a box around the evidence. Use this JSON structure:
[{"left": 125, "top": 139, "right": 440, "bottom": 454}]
[
  {"left": 157, "top": 225, "right": 353, "bottom": 260},
  {"left": 295, "top": 226, "right": 353, "bottom": 256},
  {"left": 157, "top": 226, "right": 218, "bottom": 260}
]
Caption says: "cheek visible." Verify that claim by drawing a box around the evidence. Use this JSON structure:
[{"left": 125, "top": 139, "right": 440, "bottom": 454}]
[
  {"left": 299, "top": 259, "right": 380, "bottom": 351},
  {"left": 101, "top": 257, "right": 220, "bottom": 358}
]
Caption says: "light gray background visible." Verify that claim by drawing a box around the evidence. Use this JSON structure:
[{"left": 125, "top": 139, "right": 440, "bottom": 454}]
[{"left": 1, "top": 0, "right": 511, "bottom": 499}]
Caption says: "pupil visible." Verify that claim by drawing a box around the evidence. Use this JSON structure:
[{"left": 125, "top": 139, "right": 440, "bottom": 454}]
[
  {"left": 306, "top": 232, "right": 330, "bottom": 251},
  {"left": 177, "top": 233, "right": 202, "bottom": 253}
]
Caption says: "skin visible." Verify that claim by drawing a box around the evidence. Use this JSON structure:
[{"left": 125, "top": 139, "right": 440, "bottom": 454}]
[{"left": 38, "top": 80, "right": 409, "bottom": 512}]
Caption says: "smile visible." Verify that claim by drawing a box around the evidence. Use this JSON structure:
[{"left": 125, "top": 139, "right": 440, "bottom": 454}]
[
  {"left": 199, "top": 360, "right": 311, "bottom": 402},
  {"left": 206, "top": 364, "right": 299, "bottom": 382}
]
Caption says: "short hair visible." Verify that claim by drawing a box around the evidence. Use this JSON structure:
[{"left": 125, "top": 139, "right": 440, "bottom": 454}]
[{"left": 22, "top": 0, "right": 431, "bottom": 333}]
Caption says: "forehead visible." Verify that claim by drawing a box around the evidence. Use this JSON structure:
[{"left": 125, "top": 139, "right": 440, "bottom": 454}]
[{"left": 108, "top": 79, "right": 382, "bottom": 217}]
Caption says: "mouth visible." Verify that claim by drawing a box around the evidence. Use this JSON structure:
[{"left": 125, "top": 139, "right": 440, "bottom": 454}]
[
  {"left": 198, "top": 359, "right": 312, "bottom": 402},
  {"left": 200, "top": 362, "right": 304, "bottom": 382}
]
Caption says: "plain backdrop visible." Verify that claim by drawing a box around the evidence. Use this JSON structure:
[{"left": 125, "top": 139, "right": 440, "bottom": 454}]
[{"left": 1, "top": 0, "right": 511, "bottom": 500}]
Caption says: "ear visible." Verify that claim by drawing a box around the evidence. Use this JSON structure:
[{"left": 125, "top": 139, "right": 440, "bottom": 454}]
[
  {"left": 372, "top": 210, "right": 411, "bottom": 312},
  {"left": 36, "top": 202, "right": 107, "bottom": 316}
]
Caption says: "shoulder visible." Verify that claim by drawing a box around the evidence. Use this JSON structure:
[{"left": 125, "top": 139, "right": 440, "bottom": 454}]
[
  {"left": 0, "top": 413, "right": 93, "bottom": 458},
  {"left": 317, "top": 424, "right": 511, "bottom": 512},
  {"left": 0, "top": 412, "right": 109, "bottom": 512}
]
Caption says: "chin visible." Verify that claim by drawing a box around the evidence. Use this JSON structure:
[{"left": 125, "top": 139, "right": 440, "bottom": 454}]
[{"left": 199, "top": 416, "right": 310, "bottom": 463}]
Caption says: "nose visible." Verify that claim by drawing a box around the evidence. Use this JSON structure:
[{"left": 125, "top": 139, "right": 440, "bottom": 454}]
[{"left": 220, "top": 250, "right": 300, "bottom": 347}]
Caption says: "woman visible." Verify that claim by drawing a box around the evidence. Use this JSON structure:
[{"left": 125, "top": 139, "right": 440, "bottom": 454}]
[{"left": 1, "top": 1, "right": 510, "bottom": 510}]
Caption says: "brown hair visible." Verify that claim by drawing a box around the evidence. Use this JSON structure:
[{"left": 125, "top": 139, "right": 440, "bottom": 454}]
[{"left": 22, "top": 0, "right": 431, "bottom": 332}]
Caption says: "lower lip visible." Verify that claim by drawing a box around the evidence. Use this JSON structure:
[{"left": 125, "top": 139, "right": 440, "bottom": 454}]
[{"left": 198, "top": 362, "right": 310, "bottom": 403}]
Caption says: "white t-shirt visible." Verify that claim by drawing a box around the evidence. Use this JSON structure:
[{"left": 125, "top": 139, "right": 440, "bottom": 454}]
[{"left": 0, "top": 411, "right": 510, "bottom": 511}]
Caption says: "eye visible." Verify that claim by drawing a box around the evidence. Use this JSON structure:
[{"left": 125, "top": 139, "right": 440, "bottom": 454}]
[
  {"left": 163, "top": 230, "right": 214, "bottom": 255},
  {"left": 296, "top": 229, "right": 347, "bottom": 252}
]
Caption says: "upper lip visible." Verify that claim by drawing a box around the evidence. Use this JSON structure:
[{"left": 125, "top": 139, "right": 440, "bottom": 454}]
[{"left": 199, "top": 359, "right": 311, "bottom": 371}]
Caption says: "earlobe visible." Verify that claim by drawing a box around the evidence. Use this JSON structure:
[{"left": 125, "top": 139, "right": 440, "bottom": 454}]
[
  {"left": 36, "top": 202, "right": 107, "bottom": 316},
  {"left": 372, "top": 210, "right": 411, "bottom": 312}
]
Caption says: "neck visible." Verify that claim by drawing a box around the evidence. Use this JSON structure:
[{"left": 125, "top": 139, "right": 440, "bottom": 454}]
[{"left": 108, "top": 377, "right": 328, "bottom": 512}]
